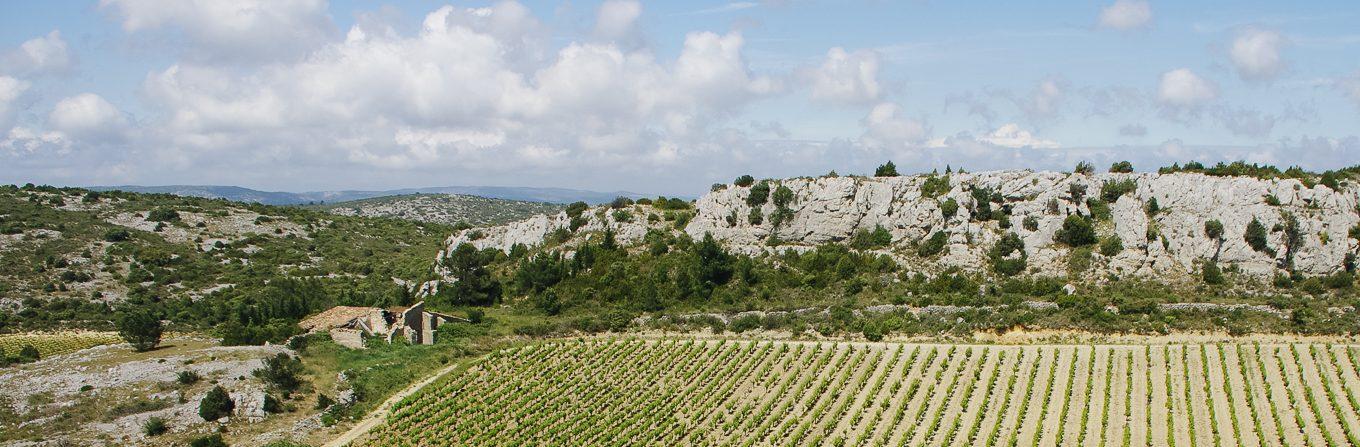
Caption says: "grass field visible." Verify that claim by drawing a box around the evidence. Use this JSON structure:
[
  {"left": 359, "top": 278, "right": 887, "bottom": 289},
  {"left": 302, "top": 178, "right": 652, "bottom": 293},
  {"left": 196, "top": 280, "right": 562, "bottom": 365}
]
[{"left": 360, "top": 339, "right": 1360, "bottom": 447}]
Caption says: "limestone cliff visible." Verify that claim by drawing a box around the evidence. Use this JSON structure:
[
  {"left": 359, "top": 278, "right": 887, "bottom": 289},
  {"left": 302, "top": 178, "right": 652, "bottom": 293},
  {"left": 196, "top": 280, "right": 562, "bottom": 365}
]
[{"left": 440, "top": 171, "right": 1360, "bottom": 283}]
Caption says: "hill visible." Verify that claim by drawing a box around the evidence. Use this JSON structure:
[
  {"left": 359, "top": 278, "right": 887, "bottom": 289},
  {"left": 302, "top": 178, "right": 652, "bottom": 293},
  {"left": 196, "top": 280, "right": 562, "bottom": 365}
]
[
  {"left": 0, "top": 184, "right": 448, "bottom": 335},
  {"left": 306, "top": 193, "right": 563, "bottom": 227},
  {"left": 90, "top": 184, "right": 650, "bottom": 206},
  {"left": 421, "top": 167, "right": 1360, "bottom": 337}
]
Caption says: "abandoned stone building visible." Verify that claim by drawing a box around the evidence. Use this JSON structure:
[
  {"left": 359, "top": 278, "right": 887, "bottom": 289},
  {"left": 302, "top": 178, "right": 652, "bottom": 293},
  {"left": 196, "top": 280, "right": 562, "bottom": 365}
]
[{"left": 297, "top": 301, "right": 463, "bottom": 349}]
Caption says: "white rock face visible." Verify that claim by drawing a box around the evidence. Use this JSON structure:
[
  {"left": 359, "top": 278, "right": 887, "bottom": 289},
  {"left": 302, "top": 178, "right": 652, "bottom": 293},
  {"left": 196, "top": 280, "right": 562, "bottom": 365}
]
[{"left": 440, "top": 171, "right": 1360, "bottom": 283}]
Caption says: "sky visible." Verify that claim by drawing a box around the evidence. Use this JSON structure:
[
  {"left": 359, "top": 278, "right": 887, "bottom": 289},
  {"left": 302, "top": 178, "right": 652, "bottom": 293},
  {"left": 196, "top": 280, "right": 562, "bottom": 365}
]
[{"left": 1, "top": 0, "right": 1358, "bottom": 196}]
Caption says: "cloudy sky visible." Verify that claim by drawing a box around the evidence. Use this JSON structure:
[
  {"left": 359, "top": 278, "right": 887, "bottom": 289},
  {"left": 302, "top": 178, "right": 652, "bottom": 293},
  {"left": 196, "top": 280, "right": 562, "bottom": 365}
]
[{"left": 1, "top": 0, "right": 1358, "bottom": 196}]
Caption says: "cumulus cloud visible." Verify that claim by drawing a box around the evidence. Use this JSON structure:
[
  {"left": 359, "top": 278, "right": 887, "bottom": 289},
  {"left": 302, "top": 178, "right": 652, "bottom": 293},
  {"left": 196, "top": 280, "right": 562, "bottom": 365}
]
[
  {"left": 806, "top": 47, "right": 881, "bottom": 105},
  {"left": 976, "top": 123, "right": 1060, "bottom": 149},
  {"left": 1, "top": 126, "right": 69, "bottom": 156},
  {"left": 100, "top": 0, "right": 335, "bottom": 64},
  {"left": 860, "top": 102, "right": 929, "bottom": 150},
  {"left": 124, "top": 2, "right": 779, "bottom": 183},
  {"left": 1229, "top": 28, "right": 1286, "bottom": 81},
  {"left": 1098, "top": 0, "right": 1152, "bottom": 31},
  {"left": 48, "top": 93, "right": 128, "bottom": 141},
  {"left": 1157, "top": 68, "right": 1218, "bottom": 108},
  {"left": 593, "top": 0, "right": 643, "bottom": 48},
  {"left": 3, "top": 30, "right": 73, "bottom": 76},
  {"left": 0, "top": 76, "right": 28, "bottom": 130}
]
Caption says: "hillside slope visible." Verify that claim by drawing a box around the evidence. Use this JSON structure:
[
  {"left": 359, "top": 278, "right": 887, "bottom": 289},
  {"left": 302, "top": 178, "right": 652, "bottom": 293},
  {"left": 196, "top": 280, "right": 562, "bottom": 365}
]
[
  {"left": 442, "top": 170, "right": 1360, "bottom": 286},
  {"left": 308, "top": 194, "right": 563, "bottom": 227}
]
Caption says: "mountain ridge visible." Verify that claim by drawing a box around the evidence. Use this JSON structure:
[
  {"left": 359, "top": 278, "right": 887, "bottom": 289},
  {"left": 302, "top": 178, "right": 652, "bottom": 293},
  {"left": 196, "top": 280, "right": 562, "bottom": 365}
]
[{"left": 87, "top": 184, "right": 653, "bottom": 206}]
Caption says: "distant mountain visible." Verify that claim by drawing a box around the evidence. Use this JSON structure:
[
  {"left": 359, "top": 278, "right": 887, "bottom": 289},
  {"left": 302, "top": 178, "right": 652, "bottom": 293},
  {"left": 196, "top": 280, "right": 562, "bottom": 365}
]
[{"left": 89, "top": 185, "right": 651, "bottom": 205}]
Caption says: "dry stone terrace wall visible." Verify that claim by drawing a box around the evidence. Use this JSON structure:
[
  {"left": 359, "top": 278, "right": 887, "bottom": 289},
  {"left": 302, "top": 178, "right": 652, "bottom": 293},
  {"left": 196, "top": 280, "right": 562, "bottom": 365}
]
[{"left": 438, "top": 171, "right": 1360, "bottom": 282}]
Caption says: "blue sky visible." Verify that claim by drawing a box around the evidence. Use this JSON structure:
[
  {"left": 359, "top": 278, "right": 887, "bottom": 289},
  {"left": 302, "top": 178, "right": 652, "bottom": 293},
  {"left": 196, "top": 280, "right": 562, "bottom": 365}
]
[{"left": 1, "top": 0, "right": 1358, "bottom": 195}]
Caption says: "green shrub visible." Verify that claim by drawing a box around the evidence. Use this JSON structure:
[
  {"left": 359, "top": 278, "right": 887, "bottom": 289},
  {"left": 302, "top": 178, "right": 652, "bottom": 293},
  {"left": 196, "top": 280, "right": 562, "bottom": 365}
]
[
  {"left": 988, "top": 233, "right": 1027, "bottom": 276},
  {"left": 940, "top": 198, "right": 959, "bottom": 219},
  {"left": 1055, "top": 215, "right": 1097, "bottom": 247},
  {"left": 920, "top": 175, "right": 951, "bottom": 198},
  {"left": 1100, "top": 179, "right": 1136, "bottom": 202},
  {"left": 117, "top": 310, "right": 163, "bottom": 352},
  {"left": 315, "top": 394, "right": 335, "bottom": 410},
  {"left": 1204, "top": 220, "right": 1224, "bottom": 240},
  {"left": 190, "top": 434, "right": 228, "bottom": 447},
  {"left": 1202, "top": 260, "right": 1225, "bottom": 285},
  {"left": 849, "top": 225, "right": 892, "bottom": 250},
  {"left": 746, "top": 181, "right": 770, "bottom": 206},
  {"left": 565, "top": 201, "right": 588, "bottom": 218},
  {"left": 917, "top": 232, "right": 948, "bottom": 258},
  {"left": 733, "top": 174, "right": 755, "bottom": 187},
  {"left": 253, "top": 353, "right": 304, "bottom": 396},
  {"left": 1265, "top": 194, "right": 1281, "bottom": 206},
  {"left": 1074, "top": 161, "right": 1094, "bottom": 175},
  {"left": 747, "top": 208, "right": 763, "bottom": 225},
  {"left": 103, "top": 228, "right": 132, "bottom": 242},
  {"left": 198, "top": 386, "right": 235, "bottom": 421},
  {"left": 1099, "top": 236, "right": 1123, "bottom": 256},
  {"left": 772, "top": 185, "right": 794, "bottom": 208},
  {"left": 862, "top": 324, "right": 884, "bottom": 341},
  {"left": 1145, "top": 197, "right": 1159, "bottom": 215},
  {"left": 1068, "top": 247, "right": 1093, "bottom": 275},
  {"left": 178, "top": 370, "right": 202, "bottom": 385},
  {"left": 1068, "top": 183, "right": 1088, "bottom": 203},
  {"left": 146, "top": 208, "right": 180, "bottom": 222},
  {"left": 143, "top": 416, "right": 168, "bottom": 436},
  {"left": 1324, "top": 272, "right": 1354, "bottom": 289},
  {"left": 1245, "top": 218, "right": 1271, "bottom": 253},
  {"left": 1108, "top": 161, "right": 1134, "bottom": 173},
  {"left": 1022, "top": 216, "right": 1039, "bottom": 231},
  {"left": 1086, "top": 198, "right": 1111, "bottom": 221},
  {"left": 874, "top": 161, "right": 899, "bottom": 177}
]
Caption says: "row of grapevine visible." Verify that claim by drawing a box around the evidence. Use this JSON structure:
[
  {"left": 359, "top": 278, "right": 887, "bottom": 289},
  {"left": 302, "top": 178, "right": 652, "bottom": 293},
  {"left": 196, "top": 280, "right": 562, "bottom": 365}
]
[{"left": 356, "top": 341, "right": 1360, "bottom": 447}]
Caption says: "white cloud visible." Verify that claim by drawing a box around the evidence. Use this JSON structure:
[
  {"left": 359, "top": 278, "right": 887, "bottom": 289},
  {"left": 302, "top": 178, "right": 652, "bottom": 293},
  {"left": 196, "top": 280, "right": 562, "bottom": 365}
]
[
  {"left": 3, "top": 30, "right": 72, "bottom": 76},
  {"left": 807, "top": 47, "right": 882, "bottom": 105},
  {"left": 48, "top": 93, "right": 127, "bottom": 140},
  {"left": 0, "top": 76, "right": 28, "bottom": 130},
  {"left": 860, "top": 102, "right": 929, "bottom": 149},
  {"left": 1157, "top": 68, "right": 1218, "bottom": 108},
  {"left": 593, "top": 0, "right": 643, "bottom": 46},
  {"left": 126, "top": 2, "right": 779, "bottom": 180},
  {"left": 99, "top": 0, "right": 335, "bottom": 64},
  {"left": 1098, "top": 0, "right": 1152, "bottom": 31},
  {"left": 978, "top": 123, "right": 1060, "bottom": 148},
  {"left": 1229, "top": 28, "right": 1286, "bottom": 81},
  {"left": 2, "top": 126, "right": 69, "bottom": 156}
]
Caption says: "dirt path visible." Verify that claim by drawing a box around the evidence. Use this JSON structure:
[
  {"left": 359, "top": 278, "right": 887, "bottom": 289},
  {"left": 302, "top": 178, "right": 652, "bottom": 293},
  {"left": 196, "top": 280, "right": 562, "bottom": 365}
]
[{"left": 321, "top": 362, "right": 463, "bottom": 447}]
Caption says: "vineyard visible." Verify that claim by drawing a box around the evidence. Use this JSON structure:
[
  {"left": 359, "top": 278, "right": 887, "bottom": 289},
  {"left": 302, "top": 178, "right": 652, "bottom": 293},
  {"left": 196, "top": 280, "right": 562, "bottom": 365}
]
[
  {"left": 0, "top": 331, "right": 121, "bottom": 358},
  {"left": 359, "top": 340, "right": 1360, "bottom": 447}
]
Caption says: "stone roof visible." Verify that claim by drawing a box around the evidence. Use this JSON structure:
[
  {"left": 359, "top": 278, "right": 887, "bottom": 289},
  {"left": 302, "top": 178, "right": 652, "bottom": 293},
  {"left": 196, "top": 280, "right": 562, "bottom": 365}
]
[{"left": 298, "top": 306, "right": 385, "bottom": 332}]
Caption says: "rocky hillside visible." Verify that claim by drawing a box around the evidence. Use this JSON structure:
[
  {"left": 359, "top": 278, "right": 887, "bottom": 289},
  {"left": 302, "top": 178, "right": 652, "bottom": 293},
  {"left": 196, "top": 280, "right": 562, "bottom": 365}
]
[
  {"left": 442, "top": 170, "right": 1360, "bottom": 286},
  {"left": 309, "top": 194, "right": 564, "bottom": 227}
]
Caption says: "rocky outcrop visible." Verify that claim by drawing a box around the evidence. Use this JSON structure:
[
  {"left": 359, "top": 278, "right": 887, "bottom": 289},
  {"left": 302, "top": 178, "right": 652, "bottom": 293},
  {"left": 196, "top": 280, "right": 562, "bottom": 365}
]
[{"left": 440, "top": 171, "right": 1360, "bottom": 283}]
